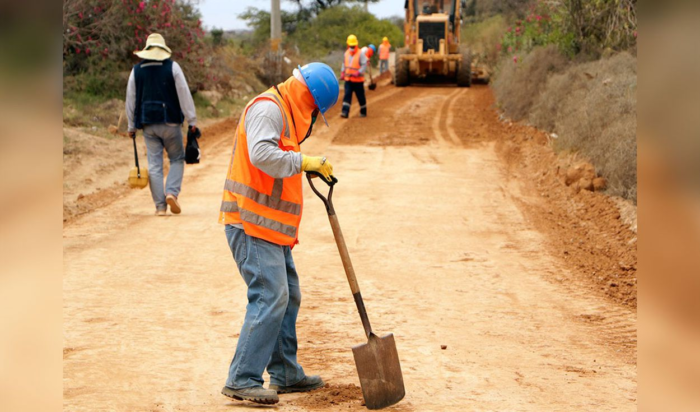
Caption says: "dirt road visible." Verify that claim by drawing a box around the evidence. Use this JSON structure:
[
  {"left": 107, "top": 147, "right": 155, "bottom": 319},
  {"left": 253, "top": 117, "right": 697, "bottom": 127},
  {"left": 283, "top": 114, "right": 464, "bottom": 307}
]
[{"left": 63, "top": 84, "right": 637, "bottom": 411}]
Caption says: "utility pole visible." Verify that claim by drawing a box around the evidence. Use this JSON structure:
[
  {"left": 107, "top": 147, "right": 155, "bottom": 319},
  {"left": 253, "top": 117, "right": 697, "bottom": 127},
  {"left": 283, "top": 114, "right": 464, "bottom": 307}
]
[
  {"left": 271, "top": 0, "right": 281, "bottom": 51},
  {"left": 364, "top": 0, "right": 369, "bottom": 12},
  {"left": 270, "top": 0, "right": 282, "bottom": 82}
]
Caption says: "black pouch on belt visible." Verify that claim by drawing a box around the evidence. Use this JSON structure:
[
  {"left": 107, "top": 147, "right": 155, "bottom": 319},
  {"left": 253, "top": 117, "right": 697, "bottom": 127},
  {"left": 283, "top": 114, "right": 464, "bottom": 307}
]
[{"left": 185, "top": 126, "right": 202, "bottom": 164}]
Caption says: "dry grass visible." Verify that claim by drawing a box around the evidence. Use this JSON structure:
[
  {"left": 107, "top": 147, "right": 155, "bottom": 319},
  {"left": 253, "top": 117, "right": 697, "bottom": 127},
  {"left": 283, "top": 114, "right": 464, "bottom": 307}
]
[
  {"left": 461, "top": 15, "right": 509, "bottom": 69},
  {"left": 494, "top": 47, "right": 637, "bottom": 202},
  {"left": 492, "top": 46, "right": 569, "bottom": 121},
  {"left": 531, "top": 52, "right": 637, "bottom": 201}
]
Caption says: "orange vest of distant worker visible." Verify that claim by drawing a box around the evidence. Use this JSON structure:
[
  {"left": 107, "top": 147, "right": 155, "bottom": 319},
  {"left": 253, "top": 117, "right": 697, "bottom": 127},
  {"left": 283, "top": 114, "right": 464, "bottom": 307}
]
[
  {"left": 344, "top": 48, "right": 364, "bottom": 82},
  {"left": 219, "top": 87, "right": 303, "bottom": 246},
  {"left": 379, "top": 43, "right": 391, "bottom": 60}
]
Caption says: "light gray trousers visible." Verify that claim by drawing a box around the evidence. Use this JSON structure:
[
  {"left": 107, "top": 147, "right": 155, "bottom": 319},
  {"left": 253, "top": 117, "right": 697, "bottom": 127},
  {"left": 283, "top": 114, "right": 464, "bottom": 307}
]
[{"left": 143, "top": 124, "right": 185, "bottom": 211}]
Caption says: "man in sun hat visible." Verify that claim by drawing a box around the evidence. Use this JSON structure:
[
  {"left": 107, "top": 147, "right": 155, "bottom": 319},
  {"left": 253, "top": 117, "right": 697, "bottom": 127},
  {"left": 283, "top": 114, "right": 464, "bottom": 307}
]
[
  {"left": 126, "top": 33, "right": 199, "bottom": 216},
  {"left": 218, "top": 63, "right": 339, "bottom": 405}
]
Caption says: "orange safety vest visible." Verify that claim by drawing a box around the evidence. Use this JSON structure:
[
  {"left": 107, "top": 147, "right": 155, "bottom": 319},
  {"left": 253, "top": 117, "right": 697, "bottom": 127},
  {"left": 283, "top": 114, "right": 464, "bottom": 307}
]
[
  {"left": 344, "top": 49, "right": 364, "bottom": 83},
  {"left": 218, "top": 87, "right": 303, "bottom": 246},
  {"left": 379, "top": 43, "right": 391, "bottom": 60}
]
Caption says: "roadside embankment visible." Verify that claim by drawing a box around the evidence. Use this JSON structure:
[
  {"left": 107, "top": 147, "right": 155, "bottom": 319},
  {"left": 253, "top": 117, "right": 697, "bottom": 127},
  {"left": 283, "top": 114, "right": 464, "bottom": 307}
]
[{"left": 493, "top": 47, "right": 637, "bottom": 203}]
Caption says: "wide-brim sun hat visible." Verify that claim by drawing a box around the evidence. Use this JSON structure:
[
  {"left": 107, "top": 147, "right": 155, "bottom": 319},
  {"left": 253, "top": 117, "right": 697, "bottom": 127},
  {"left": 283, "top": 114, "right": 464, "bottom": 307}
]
[
  {"left": 134, "top": 33, "right": 172, "bottom": 61},
  {"left": 294, "top": 63, "right": 340, "bottom": 127}
]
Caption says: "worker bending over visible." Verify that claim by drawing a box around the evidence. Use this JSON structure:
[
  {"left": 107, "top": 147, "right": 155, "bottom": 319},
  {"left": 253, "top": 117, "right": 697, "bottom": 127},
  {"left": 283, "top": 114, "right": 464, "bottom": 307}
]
[{"left": 218, "top": 63, "right": 339, "bottom": 405}]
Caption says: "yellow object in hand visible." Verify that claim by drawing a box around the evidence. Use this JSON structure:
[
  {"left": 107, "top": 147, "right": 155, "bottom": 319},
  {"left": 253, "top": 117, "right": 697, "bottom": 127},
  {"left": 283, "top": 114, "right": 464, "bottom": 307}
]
[{"left": 301, "top": 154, "right": 334, "bottom": 182}]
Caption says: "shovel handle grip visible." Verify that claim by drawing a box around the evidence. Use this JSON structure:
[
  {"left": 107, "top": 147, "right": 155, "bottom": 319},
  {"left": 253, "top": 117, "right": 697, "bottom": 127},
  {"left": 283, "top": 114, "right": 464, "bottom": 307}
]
[{"left": 306, "top": 172, "right": 337, "bottom": 215}]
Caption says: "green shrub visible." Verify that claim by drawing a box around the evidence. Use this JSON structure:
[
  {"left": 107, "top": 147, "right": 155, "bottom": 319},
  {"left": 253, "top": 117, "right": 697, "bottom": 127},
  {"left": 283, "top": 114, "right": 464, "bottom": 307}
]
[{"left": 240, "top": 5, "right": 403, "bottom": 65}]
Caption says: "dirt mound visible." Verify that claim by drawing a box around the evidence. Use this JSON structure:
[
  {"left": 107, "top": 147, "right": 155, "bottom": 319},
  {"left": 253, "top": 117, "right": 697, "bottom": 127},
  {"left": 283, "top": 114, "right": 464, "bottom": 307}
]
[
  {"left": 496, "top": 122, "right": 637, "bottom": 308},
  {"left": 288, "top": 384, "right": 363, "bottom": 409},
  {"left": 63, "top": 117, "right": 238, "bottom": 223}
]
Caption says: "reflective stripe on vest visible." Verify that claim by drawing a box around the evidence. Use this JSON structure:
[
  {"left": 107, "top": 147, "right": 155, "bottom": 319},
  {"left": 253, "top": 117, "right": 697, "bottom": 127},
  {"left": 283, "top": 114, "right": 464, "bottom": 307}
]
[
  {"left": 223, "top": 179, "right": 301, "bottom": 216},
  {"left": 259, "top": 92, "right": 290, "bottom": 139},
  {"left": 344, "top": 50, "right": 364, "bottom": 82},
  {"left": 220, "top": 201, "right": 297, "bottom": 238},
  {"left": 218, "top": 87, "right": 303, "bottom": 246}
]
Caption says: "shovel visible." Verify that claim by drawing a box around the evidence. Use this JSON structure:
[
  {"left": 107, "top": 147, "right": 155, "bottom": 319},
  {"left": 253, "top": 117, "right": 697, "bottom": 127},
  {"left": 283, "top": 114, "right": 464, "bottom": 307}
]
[
  {"left": 128, "top": 134, "right": 149, "bottom": 189},
  {"left": 368, "top": 66, "right": 377, "bottom": 91},
  {"left": 306, "top": 172, "right": 405, "bottom": 410}
]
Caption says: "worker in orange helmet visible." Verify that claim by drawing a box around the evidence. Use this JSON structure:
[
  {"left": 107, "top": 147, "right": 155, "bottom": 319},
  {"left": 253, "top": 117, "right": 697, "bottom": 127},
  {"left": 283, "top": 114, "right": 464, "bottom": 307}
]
[
  {"left": 378, "top": 37, "right": 392, "bottom": 74},
  {"left": 340, "top": 34, "right": 368, "bottom": 118}
]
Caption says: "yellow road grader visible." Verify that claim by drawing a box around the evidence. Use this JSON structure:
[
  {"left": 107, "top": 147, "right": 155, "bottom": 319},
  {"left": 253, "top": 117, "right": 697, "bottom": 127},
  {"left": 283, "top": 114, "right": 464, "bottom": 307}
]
[{"left": 395, "top": 0, "right": 484, "bottom": 87}]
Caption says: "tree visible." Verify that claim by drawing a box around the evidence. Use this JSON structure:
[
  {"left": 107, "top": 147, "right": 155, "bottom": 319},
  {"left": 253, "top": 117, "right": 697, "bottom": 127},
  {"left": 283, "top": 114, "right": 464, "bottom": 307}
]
[{"left": 286, "top": 0, "right": 381, "bottom": 16}]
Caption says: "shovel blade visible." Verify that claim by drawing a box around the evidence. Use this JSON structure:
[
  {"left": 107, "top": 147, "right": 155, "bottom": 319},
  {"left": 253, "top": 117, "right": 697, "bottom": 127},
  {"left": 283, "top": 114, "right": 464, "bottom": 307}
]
[{"left": 352, "top": 333, "right": 405, "bottom": 410}]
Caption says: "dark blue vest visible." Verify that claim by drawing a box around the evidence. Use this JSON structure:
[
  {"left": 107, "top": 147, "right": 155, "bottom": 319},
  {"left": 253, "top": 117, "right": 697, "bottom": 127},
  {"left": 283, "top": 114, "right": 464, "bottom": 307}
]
[{"left": 133, "top": 59, "right": 184, "bottom": 129}]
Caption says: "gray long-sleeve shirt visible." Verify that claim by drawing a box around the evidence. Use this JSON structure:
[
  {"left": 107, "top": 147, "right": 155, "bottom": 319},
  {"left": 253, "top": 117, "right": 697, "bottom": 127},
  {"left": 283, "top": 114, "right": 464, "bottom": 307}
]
[
  {"left": 244, "top": 100, "right": 302, "bottom": 179},
  {"left": 125, "top": 61, "right": 197, "bottom": 132}
]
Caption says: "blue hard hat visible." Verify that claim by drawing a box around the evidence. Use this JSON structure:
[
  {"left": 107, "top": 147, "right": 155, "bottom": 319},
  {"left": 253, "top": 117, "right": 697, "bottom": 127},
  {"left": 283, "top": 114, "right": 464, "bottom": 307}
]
[
  {"left": 369, "top": 44, "right": 377, "bottom": 54},
  {"left": 298, "top": 63, "right": 340, "bottom": 126}
]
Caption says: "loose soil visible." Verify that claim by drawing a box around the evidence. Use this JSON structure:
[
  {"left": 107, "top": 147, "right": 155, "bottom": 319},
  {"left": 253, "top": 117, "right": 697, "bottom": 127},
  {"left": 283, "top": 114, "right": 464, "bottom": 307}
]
[{"left": 64, "top": 84, "right": 636, "bottom": 411}]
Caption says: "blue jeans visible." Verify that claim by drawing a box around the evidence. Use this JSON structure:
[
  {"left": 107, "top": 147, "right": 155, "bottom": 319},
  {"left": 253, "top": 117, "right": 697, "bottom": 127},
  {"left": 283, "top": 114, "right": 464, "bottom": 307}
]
[
  {"left": 224, "top": 225, "right": 306, "bottom": 389},
  {"left": 379, "top": 59, "right": 389, "bottom": 74},
  {"left": 143, "top": 124, "right": 185, "bottom": 211}
]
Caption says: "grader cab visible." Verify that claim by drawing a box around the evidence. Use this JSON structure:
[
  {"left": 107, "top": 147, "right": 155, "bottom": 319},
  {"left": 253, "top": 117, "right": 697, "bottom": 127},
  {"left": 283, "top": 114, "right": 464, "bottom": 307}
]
[{"left": 395, "top": 0, "right": 472, "bottom": 87}]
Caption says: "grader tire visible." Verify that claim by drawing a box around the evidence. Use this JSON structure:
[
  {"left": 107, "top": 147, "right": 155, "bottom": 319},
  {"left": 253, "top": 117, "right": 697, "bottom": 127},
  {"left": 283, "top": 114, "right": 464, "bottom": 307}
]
[
  {"left": 457, "top": 49, "right": 472, "bottom": 88},
  {"left": 394, "top": 49, "right": 410, "bottom": 87}
]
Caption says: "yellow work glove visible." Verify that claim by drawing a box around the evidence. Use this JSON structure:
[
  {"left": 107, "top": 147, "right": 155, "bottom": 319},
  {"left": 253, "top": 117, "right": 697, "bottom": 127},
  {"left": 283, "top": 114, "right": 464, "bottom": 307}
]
[{"left": 301, "top": 154, "right": 334, "bottom": 182}]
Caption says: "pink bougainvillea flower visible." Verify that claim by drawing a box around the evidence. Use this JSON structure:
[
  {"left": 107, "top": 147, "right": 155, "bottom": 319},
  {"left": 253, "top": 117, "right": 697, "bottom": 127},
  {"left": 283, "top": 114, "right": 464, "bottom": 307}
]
[
  {"left": 138, "top": 1, "right": 145, "bottom": 10},
  {"left": 507, "top": 46, "right": 513, "bottom": 53},
  {"left": 633, "top": 31, "right": 638, "bottom": 38},
  {"left": 78, "top": 12, "right": 83, "bottom": 19},
  {"left": 75, "top": 48, "right": 81, "bottom": 54},
  {"left": 513, "top": 56, "right": 518, "bottom": 63},
  {"left": 85, "top": 48, "right": 91, "bottom": 54},
  {"left": 536, "top": 15, "right": 542, "bottom": 21},
  {"left": 164, "top": 23, "right": 171, "bottom": 27}
]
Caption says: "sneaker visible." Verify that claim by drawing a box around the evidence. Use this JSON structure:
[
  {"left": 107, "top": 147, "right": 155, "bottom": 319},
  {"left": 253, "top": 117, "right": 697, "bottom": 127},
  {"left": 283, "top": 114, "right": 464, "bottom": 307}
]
[
  {"left": 155, "top": 209, "right": 167, "bottom": 217},
  {"left": 269, "top": 375, "right": 325, "bottom": 394},
  {"left": 221, "top": 386, "right": 279, "bottom": 405},
  {"left": 340, "top": 113, "right": 349, "bottom": 118},
  {"left": 166, "top": 194, "right": 181, "bottom": 214},
  {"left": 359, "top": 113, "right": 367, "bottom": 118}
]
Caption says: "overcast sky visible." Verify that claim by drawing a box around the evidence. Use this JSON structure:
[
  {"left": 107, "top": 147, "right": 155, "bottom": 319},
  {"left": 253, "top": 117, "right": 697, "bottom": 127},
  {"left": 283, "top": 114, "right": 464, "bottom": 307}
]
[{"left": 199, "top": 0, "right": 403, "bottom": 31}]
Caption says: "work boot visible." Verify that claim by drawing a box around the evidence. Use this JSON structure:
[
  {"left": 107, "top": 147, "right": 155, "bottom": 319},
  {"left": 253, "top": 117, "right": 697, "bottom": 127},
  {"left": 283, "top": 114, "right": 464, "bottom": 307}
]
[
  {"left": 221, "top": 386, "right": 279, "bottom": 405},
  {"left": 269, "top": 375, "right": 325, "bottom": 394},
  {"left": 166, "top": 194, "right": 181, "bottom": 214},
  {"left": 340, "top": 112, "right": 349, "bottom": 118}
]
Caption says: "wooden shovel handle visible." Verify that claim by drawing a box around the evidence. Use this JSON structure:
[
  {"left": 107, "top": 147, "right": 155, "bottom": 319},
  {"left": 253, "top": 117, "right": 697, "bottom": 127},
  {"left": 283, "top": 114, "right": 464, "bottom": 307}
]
[
  {"left": 328, "top": 214, "right": 372, "bottom": 339},
  {"left": 307, "top": 173, "right": 373, "bottom": 338}
]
